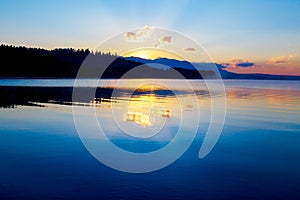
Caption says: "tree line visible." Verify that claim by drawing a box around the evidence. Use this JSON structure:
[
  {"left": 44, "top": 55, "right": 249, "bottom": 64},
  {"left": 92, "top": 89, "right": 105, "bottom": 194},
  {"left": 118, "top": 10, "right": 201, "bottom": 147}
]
[{"left": 0, "top": 45, "right": 206, "bottom": 79}]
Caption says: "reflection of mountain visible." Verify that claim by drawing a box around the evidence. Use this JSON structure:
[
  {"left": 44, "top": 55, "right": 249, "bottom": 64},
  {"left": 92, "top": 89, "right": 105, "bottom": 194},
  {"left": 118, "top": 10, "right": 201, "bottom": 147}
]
[
  {"left": 0, "top": 85, "right": 175, "bottom": 109},
  {"left": 0, "top": 86, "right": 112, "bottom": 108}
]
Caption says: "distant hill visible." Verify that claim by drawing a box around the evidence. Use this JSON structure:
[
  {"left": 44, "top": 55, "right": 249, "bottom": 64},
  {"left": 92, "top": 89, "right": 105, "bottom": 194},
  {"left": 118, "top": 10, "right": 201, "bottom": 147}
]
[
  {"left": 215, "top": 64, "right": 300, "bottom": 80},
  {"left": 125, "top": 56, "right": 300, "bottom": 80},
  {"left": 125, "top": 57, "right": 195, "bottom": 70}
]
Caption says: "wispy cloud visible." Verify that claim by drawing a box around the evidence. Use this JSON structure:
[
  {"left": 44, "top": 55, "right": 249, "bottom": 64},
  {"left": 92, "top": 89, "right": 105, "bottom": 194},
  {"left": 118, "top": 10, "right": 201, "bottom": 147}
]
[
  {"left": 184, "top": 47, "right": 196, "bottom": 52},
  {"left": 160, "top": 36, "right": 172, "bottom": 43},
  {"left": 268, "top": 55, "right": 296, "bottom": 64},
  {"left": 125, "top": 32, "right": 137, "bottom": 40},
  {"left": 154, "top": 35, "right": 172, "bottom": 48},
  {"left": 124, "top": 25, "right": 153, "bottom": 42}
]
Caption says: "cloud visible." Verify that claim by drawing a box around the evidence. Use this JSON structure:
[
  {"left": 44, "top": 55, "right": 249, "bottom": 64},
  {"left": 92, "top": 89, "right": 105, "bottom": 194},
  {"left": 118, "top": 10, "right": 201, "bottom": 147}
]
[
  {"left": 184, "top": 47, "right": 196, "bottom": 52},
  {"left": 160, "top": 36, "right": 172, "bottom": 43},
  {"left": 230, "top": 59, "right": 244, "bottom": 63},
  {"left": 154, "top": 35, "right": 172, "bottom": 48},
  {"left": 268, "top": 55, "right": 295, "bottom": 64},
  {"left": 125, "top": 32, "right": 136, "bottom": 40},
  {"left": 222, "top": 59, "right": 255, "bottom": 68},
  {"left": 124, "top": 25, "right": 153, "bottom": 42},
  {"left": 236, "top": 62, "right": 255, "bottom": 67}
]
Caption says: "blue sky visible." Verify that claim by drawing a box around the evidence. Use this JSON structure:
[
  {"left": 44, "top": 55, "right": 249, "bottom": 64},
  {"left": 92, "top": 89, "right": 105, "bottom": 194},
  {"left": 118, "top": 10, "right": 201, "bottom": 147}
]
[{"left": 0, "top": 0, "right": 299, "bottom": 74}]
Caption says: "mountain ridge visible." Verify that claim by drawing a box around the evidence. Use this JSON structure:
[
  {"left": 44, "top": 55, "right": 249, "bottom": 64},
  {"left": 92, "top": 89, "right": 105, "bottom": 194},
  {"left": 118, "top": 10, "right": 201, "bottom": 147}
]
[{"left": 124, "top": 56, "right": 300, "bottom": 80}]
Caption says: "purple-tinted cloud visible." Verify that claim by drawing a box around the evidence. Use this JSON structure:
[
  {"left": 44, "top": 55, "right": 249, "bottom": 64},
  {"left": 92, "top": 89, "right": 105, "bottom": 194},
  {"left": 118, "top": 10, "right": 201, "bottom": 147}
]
[
  {"left": 154, "top": 35, "right": 172, "bottom": 48},
  {"left": 221, "top": 59, "right": 256, "bottom": 69},
  {"left": 161, "top": 36, "right": 172, "bottom": 43}
]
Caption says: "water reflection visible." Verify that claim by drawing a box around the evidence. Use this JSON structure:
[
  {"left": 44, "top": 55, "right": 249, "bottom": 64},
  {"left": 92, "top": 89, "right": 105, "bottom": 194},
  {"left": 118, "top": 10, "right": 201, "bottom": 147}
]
[
  {"left": 0, "top": 81, "right": 300, "bottom": 117},
  {"left": 123, "top": 94, "right": 171, "bottom": 127},
  {"left": 0, "top": 81, "right": 299, "bottom": 127},
  {"left": 92, "top": 93, "right": 172, "bottom": 127},
  {"left": 1, "top": 80, "right": 300, "bottom": 199},
  {"left": 123, "top": 95, "right": 171, "bottom": 127},
  {"left": 90, "top": 86, "right": 179, "bottom": 142}
]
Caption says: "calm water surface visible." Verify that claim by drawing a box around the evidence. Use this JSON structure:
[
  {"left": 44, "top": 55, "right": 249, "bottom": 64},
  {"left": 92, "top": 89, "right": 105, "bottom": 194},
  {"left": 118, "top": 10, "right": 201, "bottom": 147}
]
[{"left": 0, "top": 79, "right": 299, "bottom": 199}]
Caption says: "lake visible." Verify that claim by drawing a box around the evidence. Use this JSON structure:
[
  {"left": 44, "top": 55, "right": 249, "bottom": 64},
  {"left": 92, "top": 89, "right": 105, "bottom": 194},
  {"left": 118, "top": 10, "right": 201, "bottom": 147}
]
[{"left": 0, "top": 79, "right": 300, "bottom": 199}]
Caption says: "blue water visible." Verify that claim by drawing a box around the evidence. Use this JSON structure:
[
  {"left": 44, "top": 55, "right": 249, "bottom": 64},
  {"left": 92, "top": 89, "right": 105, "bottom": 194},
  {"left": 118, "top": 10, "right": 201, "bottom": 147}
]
[
  {"left": 0, "top": 80, "right": 300, "bottom": 199},
  {"left": 0, "top": 78, "right": 299, "bottom": 90}
]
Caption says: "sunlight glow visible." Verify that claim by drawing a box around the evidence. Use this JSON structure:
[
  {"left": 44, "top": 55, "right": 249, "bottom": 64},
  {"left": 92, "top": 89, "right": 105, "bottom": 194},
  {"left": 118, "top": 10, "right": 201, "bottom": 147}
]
[{"left": 122, "top": 48, "right": 184, "bottom": 60}]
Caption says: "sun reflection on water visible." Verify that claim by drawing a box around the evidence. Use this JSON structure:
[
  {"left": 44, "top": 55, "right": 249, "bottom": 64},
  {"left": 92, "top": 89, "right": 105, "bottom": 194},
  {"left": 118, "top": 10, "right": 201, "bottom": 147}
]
[
  {"left": 124, "top": 94, "right": 171, "bottom": 127},
  {"left": 91, "top": 85, "right": 175, "bottom": 129}
]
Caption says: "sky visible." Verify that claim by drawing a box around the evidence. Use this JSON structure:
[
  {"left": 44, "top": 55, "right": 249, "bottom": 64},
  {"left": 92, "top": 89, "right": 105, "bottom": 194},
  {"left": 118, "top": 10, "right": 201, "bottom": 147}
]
[{"left": 0, "top": 0, "right": 299, "bottom": 75}]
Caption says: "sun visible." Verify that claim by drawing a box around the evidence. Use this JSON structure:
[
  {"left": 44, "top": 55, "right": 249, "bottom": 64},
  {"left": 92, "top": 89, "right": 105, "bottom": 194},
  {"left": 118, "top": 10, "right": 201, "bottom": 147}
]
[{"left": 122, "top": 48, "right": 184, "bottom": 60}]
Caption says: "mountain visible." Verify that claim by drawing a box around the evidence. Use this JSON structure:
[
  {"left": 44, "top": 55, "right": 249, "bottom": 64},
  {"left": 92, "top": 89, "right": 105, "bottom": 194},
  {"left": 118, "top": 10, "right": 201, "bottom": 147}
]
[
  {"left": 124, "top": 56, "right": 217, "bottom": 78},
  {"left": 125, "top": 57, "right": 195, "bottom": 70},
  {"left": 216, "top": 65, "right": 300, "bottom": 80},
  {"left": 124, "top": 56, "right": 300, "bottom": 80}
]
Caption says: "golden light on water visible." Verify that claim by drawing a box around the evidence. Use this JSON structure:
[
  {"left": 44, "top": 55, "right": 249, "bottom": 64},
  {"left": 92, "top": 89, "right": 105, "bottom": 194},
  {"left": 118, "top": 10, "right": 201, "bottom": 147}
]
[
  {"left": 124, "top": 94, "right": 171, "bottom": 127},
  {"left": 124, "top": 112, "right": 153, "bottom": 127},
  {"left": 91, "top": 86, "right": 173, "bottom": 128}
]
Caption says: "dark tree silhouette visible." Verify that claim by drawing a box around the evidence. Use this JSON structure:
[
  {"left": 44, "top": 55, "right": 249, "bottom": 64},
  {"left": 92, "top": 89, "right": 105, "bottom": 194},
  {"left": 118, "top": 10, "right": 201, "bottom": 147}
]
[{"left": 0, "top": 44, "right": 211, "bottom": 79}]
